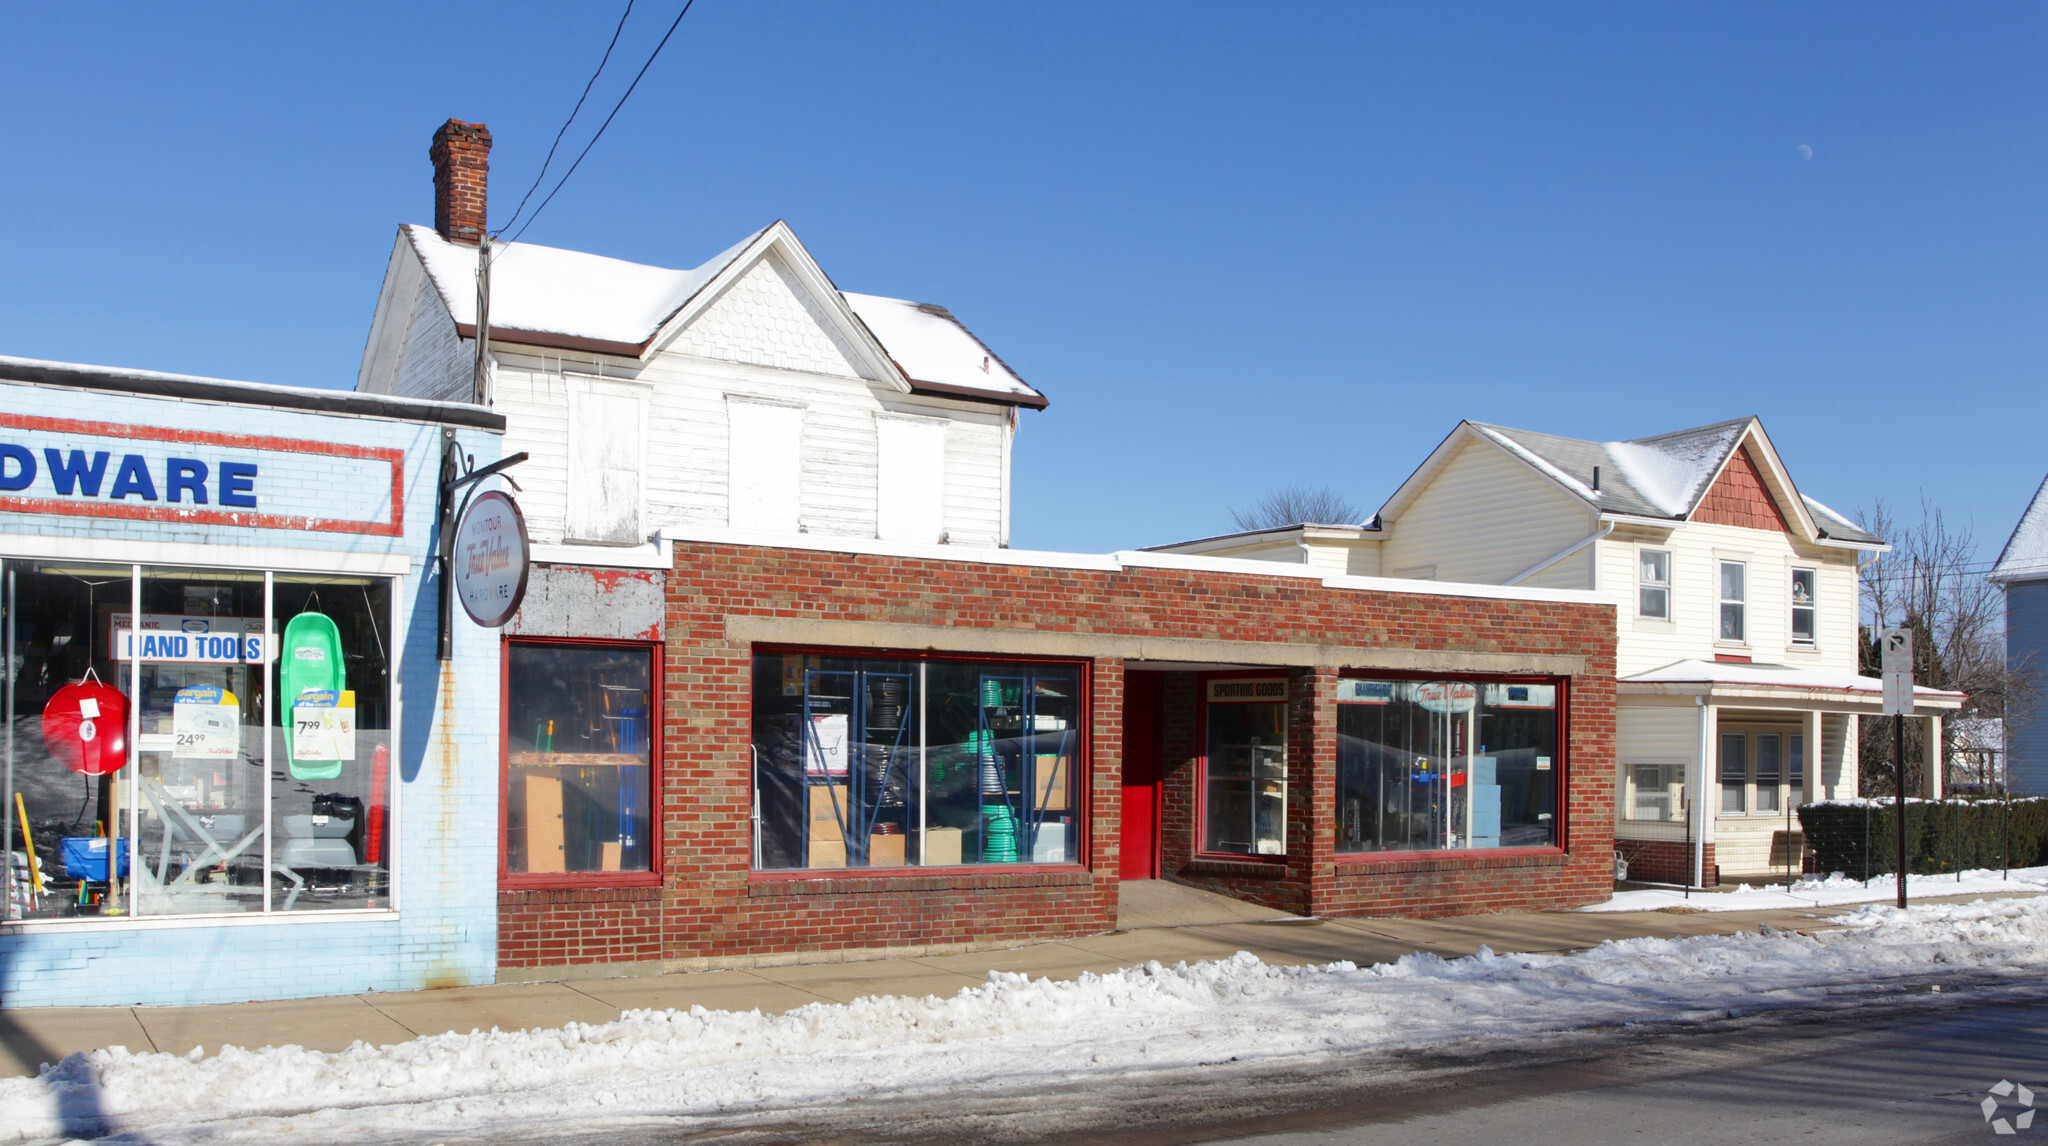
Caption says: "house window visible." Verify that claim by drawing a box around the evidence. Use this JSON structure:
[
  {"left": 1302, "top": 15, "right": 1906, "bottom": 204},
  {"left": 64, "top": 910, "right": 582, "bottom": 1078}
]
[
  {"left": 750, "top": 652, "right": 1082, "bottom": 870},
  {"left": 727, "top": 397, "right": 805, "bottom": 533},
  {"left": 565, "top": 376, "right": 647, "bottom": 545},
  {"left": 1790, "top": 569, "right": 1817, "bottom": 646},
  {"left": 1629, "top": 763, "right": 1683, "bottom": 822},
  {"left": 1203, "top": 677, "right": 1290, "bottom": 856},
  {"left": 1335, "top": 677, "right": 1561, "bottom": 853},
  {"left": 1754, "top": 733, "right": 1781, "bottom": 813},
  {"left": 504, "top": 641, "right": 657, "bottom": 882},
  {"left": 1718, "top": 561, "right": 1746, "bottom": 642},
  {"left": 1719, "top": 732, "right": 1747, "bottom": 813},
  {"left": 2, "top": 560, "right": 395, "bottom": 922},
  {"left": 1638, "top": 550, "right": 1671, "bottom": 619}
]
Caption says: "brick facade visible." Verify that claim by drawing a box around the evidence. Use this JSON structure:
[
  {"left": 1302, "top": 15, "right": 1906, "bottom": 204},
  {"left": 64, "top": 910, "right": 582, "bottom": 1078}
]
[
  {"left": 1614, "top": 838, "right": 1718, "bottom": 886},
  {"left": 495, "top": 541, "right": 1617, "bottom": 972},
  {"left": 1694, "top": 446, "right": 1791, "bottom": 532}
]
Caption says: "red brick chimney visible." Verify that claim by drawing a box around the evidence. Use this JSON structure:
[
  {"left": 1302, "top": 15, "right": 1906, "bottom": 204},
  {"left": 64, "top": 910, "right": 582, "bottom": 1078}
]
[{"left": 430, "top": 119, "right": 492, "bottom": 245}]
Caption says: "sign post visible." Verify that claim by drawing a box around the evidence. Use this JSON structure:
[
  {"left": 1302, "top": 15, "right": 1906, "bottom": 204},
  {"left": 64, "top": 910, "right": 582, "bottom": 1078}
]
[{"left": 1880, "top": 628, "right": 1913, "bottom": 909}]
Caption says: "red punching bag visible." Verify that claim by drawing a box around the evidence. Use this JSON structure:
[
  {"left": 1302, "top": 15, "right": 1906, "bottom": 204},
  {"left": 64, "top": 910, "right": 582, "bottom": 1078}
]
[{"left": 42, "top": 675, "right": 130, "bottom": 777}]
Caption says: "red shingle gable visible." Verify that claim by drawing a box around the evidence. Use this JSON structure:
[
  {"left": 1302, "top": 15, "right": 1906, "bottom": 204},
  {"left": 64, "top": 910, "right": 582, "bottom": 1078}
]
[{"left": 1692, "top": 446, "right": 1791, "bottom": 532}]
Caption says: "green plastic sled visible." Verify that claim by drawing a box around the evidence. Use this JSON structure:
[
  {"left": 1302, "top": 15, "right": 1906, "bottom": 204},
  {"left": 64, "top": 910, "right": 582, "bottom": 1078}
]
[{"left": 281, "top": 611, "right": 346, "bottom": 780}]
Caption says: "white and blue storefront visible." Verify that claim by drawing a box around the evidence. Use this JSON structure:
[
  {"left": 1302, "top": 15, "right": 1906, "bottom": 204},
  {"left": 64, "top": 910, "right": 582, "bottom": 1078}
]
[{"left": 0, "top": 357, "right": 505, "bottom": 1007}]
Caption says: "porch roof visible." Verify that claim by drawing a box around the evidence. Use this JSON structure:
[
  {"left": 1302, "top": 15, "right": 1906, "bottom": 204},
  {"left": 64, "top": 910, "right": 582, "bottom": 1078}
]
[{"left": 1619, "top": 658, "right": 1964, "bottom": 712}]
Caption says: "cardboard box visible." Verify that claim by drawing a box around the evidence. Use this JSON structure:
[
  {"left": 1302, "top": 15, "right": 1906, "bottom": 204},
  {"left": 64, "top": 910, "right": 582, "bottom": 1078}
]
[
  {"left": 807, "top": 838, "right": 847, "bottom": 868},
  {"left": 809, "top": 784, "right": 848, "bottom": 830},
  {"left": 922, "top": 826, "right": 963, "bottom": 866},
  {"left": 1032, "top": 754, "right": 1070, "bottom": 811},
  {"left": 600, "top": 841, "right": 624, "bottom": 871},
  {"left": 867, "top": 833, "right": 906, "bottom": 867},
  {"left": 1030, "top": 824, "right": 1070, "bottom": 864},
  {"left": 524, "top": 774, "right": 565, "bottom": 873}
]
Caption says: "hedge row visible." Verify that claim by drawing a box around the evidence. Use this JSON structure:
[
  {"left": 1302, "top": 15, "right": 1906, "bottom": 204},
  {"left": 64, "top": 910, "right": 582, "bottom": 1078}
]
[{"left": 1798, "top": 798, "right": 2048, "bottom": 879}]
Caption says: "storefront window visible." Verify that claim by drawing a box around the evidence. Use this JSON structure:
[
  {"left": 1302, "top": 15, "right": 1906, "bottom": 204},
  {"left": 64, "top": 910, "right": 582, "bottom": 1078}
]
[
  {"left": 1201, "top": 677, "right": 1289, "bottom": 856},
  {"left": 3, "top": 561, "right": 393, "bottom": 921},
  {"left": 751, "top": 652, "right": 1081, "bottom": 870},
  {"left": 503, "top": 641, "right": 656, "bottom": 879},
  {"left": 1335, "top": 678, "right": 1560, "bottom": 853}
]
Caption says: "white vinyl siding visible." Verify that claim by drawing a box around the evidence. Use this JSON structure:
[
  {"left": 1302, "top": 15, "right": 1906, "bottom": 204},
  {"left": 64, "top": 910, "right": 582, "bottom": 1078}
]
[
  {"left": 392, "top": 277, "right": 469, "bottom": 403},
  {"left": 875, "top": 413, "right": 946, "bottom": 543},
  {"left": 565, "top": 376, "right": 648, "bottom": 544},
  {"left": 727, "top": 397, "right": 805, "bottom": 533},
  {"left": 1379, "top": 438, "right": 1597, "bottom": 590}
]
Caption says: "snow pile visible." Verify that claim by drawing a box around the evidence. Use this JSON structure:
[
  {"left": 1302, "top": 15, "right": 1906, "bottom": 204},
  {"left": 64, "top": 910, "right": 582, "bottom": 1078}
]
[
  {"left": 1602, "top": 439, "right": 1704, "bottom": 517},
  {"left": 6, "top": 896, "right": 2048, "bottom": 1145},
  {"left": 1584, "top": 865, "right": 2048, "bottom": 912}
]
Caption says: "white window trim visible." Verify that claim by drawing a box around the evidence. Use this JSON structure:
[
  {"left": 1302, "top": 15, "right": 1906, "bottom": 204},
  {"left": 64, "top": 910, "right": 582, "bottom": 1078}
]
[
  {"left": 1637, "top": 547, "right": 1672, "bottom": 621},
  {"left": 1714, "top": 554, "right": 1750, "bottom": 648},
  {"left": 1788, "top": 566, "right": 1819, "bottom": 651}
]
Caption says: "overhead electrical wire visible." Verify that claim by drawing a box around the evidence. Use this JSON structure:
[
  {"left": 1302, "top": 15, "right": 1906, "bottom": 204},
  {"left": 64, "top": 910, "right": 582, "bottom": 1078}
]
[
  {"left": 496, "top": 0, "right": 697, "bottom": 254},
  {"left": 495, "top": 0, "right": 639, "bottom": 241}
]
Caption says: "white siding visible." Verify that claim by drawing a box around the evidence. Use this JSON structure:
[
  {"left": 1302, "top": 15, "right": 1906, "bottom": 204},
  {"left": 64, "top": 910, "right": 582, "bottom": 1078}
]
[
  {"left": 1380, "top": 439, "right": 1598, "bottom": 590},
  {"left": 565, "top": 376, "right": 648, "bottom": 544},
  {"left": 726, "top": 397, "right": 805, "bottom": 533},
  {"left": 875, "top": 413, "right": 946, "bottom": 543},
  {"left": 941, "top": 415, "right": 1005, "bottom": 547},
  {"left": 392, "top": 279, "right": 469, "bottom": 404},
  {"left": 1598, "top": 524, "right": 1863, "bottom": 677},
  {"left": 1821, "top": 712, "right": 1857, "bottom": 800},
  {"left": 667, "top": 253, "right": 865, "bottom": 379}
]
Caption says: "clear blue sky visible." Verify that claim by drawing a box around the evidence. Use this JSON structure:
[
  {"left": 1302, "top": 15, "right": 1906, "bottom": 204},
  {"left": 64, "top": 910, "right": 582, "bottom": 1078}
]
[{"left": 2, "top": 3, "right": 2041, "bottom": 555}]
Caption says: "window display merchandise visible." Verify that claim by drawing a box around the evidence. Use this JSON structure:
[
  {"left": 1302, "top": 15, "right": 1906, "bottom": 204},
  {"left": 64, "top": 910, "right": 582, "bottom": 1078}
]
[
  {"left": 2, "top": 561, "right": 393, "bottom": 919},
  {"left": 503, "top": 641, "right": 655, "bottom": 878},
  {"left": 1334, "top": 678, "right": 1561, "bottom": 853},
  {"left": 750, "top": 652, "right": 1082, "bottom": 870}
]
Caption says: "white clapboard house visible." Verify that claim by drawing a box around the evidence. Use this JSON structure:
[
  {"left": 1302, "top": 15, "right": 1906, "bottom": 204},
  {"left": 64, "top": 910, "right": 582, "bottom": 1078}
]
[
  {"left": 1991, "top": 473, "right": 2048, "bottom": 795},
  {"left": 1152, "top": 417, "right": 1965, "bottom": 884},
  {"left": 357, "top": 123, "right": 1042, "bottom": 569}
]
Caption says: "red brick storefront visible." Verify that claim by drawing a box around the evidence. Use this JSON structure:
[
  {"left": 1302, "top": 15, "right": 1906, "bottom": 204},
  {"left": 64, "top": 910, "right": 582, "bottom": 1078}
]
[{"left": 498, "top": 538, "right": 1617, "bottom": 974}]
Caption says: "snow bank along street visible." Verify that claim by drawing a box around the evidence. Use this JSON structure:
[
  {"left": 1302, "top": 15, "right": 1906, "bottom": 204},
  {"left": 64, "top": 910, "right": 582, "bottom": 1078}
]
[
  {"left": 1583, "top": 865, "right": 2048, "bottom": 913},
  {"left": 4, "top": 893, "right": 2046, "bottom": 1145}
]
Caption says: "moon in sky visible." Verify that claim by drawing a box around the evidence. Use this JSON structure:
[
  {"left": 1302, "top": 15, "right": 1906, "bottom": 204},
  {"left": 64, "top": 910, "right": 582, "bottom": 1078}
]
[{"left": 1797, "top": 144, "right": 1814, "bottom": 160}]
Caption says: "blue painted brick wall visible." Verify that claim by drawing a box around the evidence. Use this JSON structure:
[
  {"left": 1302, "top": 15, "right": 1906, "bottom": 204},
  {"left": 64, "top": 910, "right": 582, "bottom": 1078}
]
[{"left": 1, "top": 383, "right": 505, "bottom": 1007}]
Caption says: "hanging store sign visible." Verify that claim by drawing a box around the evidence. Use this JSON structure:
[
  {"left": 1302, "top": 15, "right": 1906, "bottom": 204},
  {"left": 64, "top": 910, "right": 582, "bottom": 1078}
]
[{"left": 453, "top": 490, "right": 530, "bottom": 627}]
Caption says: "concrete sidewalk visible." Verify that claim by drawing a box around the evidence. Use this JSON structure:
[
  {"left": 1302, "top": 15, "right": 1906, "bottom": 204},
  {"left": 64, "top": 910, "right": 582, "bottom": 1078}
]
[{"left": 2, "top": 885, "right": 2032, "bottom": 1080}]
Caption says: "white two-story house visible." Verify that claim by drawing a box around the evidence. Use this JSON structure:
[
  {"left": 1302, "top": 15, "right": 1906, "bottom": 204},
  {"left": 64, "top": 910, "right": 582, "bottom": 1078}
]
[{"left": 1154, "top": 417, "right": 1964, "bottom": 884}]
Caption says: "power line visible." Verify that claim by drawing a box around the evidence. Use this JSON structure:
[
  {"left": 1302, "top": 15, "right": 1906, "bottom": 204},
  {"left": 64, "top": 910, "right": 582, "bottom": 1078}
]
[
  {"left": 496, "top": 0, "right": 638, "bottom": 241},
  {"left": 498, "top": 0, "right": 696, "bottom": 253}
]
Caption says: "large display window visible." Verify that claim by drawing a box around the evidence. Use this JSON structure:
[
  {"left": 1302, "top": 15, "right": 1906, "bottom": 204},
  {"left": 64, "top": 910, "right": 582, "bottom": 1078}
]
[
  {"left": 1199, "top": 676, "right": 1290, "bottom": 857},
  {"left": 751, "top": 650, "right": 1083, "bottom": 871},
  {"left": 2, "top": 560, "right": 395, "bottom": 921},
  {"left": 502, "top": 640, "right": 658, "bottom": 883},
  {"left": 1335, "top": 676, "right": 1562, "bottom": 854}
]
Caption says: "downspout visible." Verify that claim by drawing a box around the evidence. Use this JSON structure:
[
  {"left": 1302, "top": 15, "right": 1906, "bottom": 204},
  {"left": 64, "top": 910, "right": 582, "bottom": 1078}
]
[
  {"left": 1505, "top": 521, "right": 1615, "bottom": 586},
  {"left": 1694, "top": 694, "right": 1710, "bottom": 889}
]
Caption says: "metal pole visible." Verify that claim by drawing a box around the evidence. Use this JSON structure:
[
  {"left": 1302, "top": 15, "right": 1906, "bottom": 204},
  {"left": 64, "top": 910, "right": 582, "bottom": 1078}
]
[
  {"left": 3, "top": 565, "right": 15, "bottom": 919},
  {"left": 1895, "top": 711, "right": 1907, "bottom": 909},
  {"left": 1682, "top": 791, "right": 1691, "bottom": 900}
]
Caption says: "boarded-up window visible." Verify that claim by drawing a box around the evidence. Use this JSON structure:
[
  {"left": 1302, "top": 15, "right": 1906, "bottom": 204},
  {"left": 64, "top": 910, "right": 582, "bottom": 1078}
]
[
  {"left": 875, "top": 413, "right": 947, "bottom": 543},
  {"left": 566, "top": 376, "right": 647, "bottom": 545},
  {"left": 728, "top": 396, "right": 805, "bottom": 533}
]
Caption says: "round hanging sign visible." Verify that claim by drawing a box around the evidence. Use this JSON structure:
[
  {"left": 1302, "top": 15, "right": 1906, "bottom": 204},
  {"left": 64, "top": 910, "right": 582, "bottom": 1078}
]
[
  {"left": 453, "top": 489, "right": 530, "bottom": 628},
  {"left": 42, "top": 677, "right": 131, "bottom": 776}
]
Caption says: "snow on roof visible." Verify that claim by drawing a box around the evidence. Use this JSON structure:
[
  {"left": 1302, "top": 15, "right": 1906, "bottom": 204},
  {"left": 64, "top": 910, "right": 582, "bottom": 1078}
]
[
  {"left": 1622, "top": 658, "right": 1964, "bottom": 702},
  {"left": 1992, "top": 472, "right": 2048, "bottom": 583},
  {"left": 840, "top": 292, "right": 1040, "bottom": 404},
  {"left": 1469, "top": 424, "right": 1598, "bottom": 500},
  {"left": 407, "top": 223, "right": 751, "bottom": 346}
]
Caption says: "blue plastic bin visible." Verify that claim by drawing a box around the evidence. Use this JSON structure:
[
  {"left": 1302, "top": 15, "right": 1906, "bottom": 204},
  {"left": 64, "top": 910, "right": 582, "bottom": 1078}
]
[{"left": 60, "top": 837, "right": 129, "bottom": 881}]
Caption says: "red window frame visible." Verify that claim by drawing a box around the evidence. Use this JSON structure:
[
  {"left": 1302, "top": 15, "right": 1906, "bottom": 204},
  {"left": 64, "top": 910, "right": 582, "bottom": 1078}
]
[
  {"left": 1193, "top": 669, "right": 1293, "bottom": 863},
  {"left": 499, "top": 635, "right": 665, "bottom": 890},
  {"left": 1330, "top": 669, "right": 1571, "bottom": 864},
  {"left": 746, "top": 643, "right": 1094, "bottom": 880}
]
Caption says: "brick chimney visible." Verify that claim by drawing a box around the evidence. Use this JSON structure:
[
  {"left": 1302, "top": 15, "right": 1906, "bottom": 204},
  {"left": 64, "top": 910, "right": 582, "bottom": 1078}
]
[{"left": 430, "top": 119, "right": 492, "bottom": 245}]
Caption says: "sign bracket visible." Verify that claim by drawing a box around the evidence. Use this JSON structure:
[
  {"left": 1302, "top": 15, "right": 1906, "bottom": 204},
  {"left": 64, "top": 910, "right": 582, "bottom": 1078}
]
[{"left": 438, "top": 429, "right": 529, "bottom": 660}]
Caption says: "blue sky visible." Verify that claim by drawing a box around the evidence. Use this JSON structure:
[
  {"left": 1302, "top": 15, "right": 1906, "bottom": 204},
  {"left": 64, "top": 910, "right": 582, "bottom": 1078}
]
[{"left": 1, "top": 3, "right": 2041, "bottom": 555}]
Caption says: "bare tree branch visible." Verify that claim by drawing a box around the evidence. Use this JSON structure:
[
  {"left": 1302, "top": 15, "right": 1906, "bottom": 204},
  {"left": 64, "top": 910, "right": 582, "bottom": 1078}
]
[{"left": 1228, "top": 485, "right": 1365, "bottom": 531}]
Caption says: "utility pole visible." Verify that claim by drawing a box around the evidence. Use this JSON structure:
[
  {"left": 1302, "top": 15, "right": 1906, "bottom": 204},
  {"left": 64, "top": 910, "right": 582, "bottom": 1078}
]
[
  {"left": 472, "top": 235, "right": 492, "bottom": 406},
  {"left": 1881, "top": 628, "right": 1913, "bottom": 909}
]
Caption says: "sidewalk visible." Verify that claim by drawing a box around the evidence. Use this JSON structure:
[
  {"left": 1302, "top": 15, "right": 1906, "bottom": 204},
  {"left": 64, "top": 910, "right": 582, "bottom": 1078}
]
[{"left": 3, "top": 883, "right": 2034, "bottom": 1080}]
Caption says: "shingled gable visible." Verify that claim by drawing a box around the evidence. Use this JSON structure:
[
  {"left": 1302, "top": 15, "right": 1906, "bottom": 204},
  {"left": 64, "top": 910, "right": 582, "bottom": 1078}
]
[
  {"left": 1376, "top": 416, "right": 1881, "bottom": 548},
  {"left": 366, "top": 220, "right": 1047, "bottom": 408}
]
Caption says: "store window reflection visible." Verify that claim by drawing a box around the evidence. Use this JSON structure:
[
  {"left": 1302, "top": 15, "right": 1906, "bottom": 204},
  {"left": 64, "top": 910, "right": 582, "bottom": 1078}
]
[{"left": 503, "top": 641, "right": 656, "bottom": 879}]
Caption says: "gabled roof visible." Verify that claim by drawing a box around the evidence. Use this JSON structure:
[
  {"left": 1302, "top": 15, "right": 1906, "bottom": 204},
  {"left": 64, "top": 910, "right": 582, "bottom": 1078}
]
[
  {"left": 1379, "top": 416, "right": 1882, "bottom": 547},
  {"left": 398, "top": 222, "right": 1045, "bottom": 408},
  {"left": 1991, "top": 472, "right": 2048, "bottom": 583}
]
